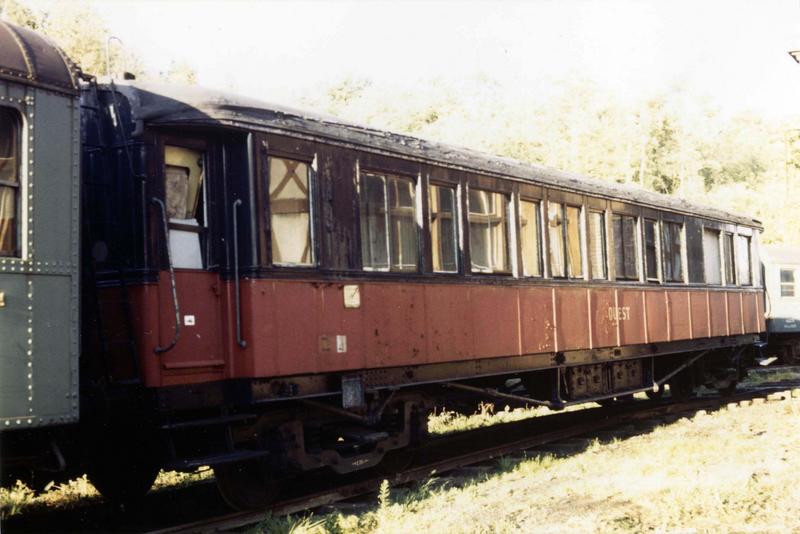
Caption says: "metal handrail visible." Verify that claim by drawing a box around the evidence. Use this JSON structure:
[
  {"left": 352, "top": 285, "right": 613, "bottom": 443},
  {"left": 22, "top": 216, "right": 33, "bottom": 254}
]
[
  {"left": 151, "top": 197, "right": 180, "bottom": 354},
  {"left": 232, "top": 199, "right": 247, "bottom": 348}
]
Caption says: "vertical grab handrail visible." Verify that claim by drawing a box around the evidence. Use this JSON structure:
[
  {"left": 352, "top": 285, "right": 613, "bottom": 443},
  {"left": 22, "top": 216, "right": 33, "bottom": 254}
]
[
  {"left": 232, "top": 199, "right": 247, "bottom": 348},
  {"left": 151, "top": 197, "right": 180, "bottom": 354}
]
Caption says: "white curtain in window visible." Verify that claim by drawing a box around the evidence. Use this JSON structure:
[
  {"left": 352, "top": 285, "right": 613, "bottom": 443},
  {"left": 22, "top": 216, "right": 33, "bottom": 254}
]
[
  {"left": 548, "top": 202, "right": 565, "bottom": 277},
  {"left": 270, "top": 157, "right": 312, "bottom": 265},
  {"left": 0, "top": 186, "right": 15, "bottom": 254}
]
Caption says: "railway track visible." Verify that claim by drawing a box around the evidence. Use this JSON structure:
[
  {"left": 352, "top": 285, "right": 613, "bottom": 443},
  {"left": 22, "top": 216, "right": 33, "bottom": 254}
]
[
  {"left": 150, "top": 381, "right": 800, "bottom": 534},
  {"left": 6, "top": 376, "right": 799, "bottom": 533}
]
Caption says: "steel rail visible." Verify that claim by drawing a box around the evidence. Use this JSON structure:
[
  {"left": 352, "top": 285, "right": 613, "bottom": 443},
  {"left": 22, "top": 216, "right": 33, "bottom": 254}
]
[{"left": 147, "top": 384, "right": 800, "bottom": 534}]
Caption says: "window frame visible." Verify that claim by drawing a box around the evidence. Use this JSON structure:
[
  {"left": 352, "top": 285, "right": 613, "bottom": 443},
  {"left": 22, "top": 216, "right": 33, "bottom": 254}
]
[
  {"left": 564, "top": 203, "right": 584, "bottom": 280},
  {"left": 547, "top": 200, "right": 584, "bottom": 280},
  {"left": 428, "top": 181, "right": 460, "bottom": 274},
  {"left": 161, "top": 139, "right": 212, "bottom": 270},
  {"left": 702, "top": 226, "right": 723, "bottom": 285},
  {"left": 612, "top": 212, "right": 640, "bottom": 281},
  {"left": 780, "top": 268, "right": 796, "bottom": 298},
  {"left": 0, "top": 106, "right": 22, "bottom": 258},
  {"left": 643, "top": 218, "right": 661, "bottom": 283},
  {"left": 267, "top": 154, "right": 316, "bottom": 267},
  {"left": 519, "top": 197, "right": 543, "bottom": 278},
  {"left": 359, "top": 168, "right": 420, "bottom": 273},
  {"left": 723, "top": 231, "right": 736, "bottom": 285},
  {"left": 467, "top": 186, "right": 511, "bottom": 274},
  {"left": 661, "top": 220, "right": 684, "bottom": 283},
  {"left": 587, "top": 209, "right": 607, "bottom": 280},
  {"left": 736, "top": 233, "right": 752, "bottom": 286},
  {"left": 254, "top": 137, "right": 321, "bottom": 270}
]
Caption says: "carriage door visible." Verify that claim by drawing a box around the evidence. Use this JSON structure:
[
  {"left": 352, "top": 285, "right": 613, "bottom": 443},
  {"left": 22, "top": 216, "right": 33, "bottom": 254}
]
[{"left": 156, "top": 141, "right": 224, "bottom": 373}]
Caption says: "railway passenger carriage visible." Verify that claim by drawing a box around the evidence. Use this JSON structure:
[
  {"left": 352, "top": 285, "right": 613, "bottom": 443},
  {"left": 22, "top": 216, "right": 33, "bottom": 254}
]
[
  {"left": 82, "top": 82, "right": 764, "bottom": 506},
  {"left": 0, "top": 22, "right": 81, "bottom": 455},
  {"left": 762, "top": 244, "right": 800, "bottom": 362},
  {"left": 0, "top": 21, "right": 766, "bottom": 510}
]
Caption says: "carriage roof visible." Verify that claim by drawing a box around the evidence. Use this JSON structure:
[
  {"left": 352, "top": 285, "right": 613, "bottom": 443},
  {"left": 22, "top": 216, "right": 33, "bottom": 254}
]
[
  {"left": 0, "top": 21, "right": 79, "bottom": 95},
  {"left": 111, "top": 81, "right": 761, "bottom": 228}
]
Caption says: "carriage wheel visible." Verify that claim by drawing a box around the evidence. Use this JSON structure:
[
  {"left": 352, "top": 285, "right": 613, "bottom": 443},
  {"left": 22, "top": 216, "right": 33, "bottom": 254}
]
[
  {"left": 88, "top": 458, "right": 158, "bottom": 504},
  {"left": 214, "top": 458, "right": 283, "bottom": 511},
  {"left": 667, "top": 372, "right": 695, "bottom": 402},
  {"left": 85, "top": 427, "right": 159, "bottom": 504}
]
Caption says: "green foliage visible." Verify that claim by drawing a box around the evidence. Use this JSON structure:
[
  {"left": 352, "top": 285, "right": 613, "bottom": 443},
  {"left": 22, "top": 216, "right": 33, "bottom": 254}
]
[
  {"left": 252, "top": 514, "right": 327, "bottom": 534},
  {"left": 1, "top": 0, "right": 196, "bottom": 83},
  {"left": 305, "top": 75, "right": 799, "bottom": 244}
]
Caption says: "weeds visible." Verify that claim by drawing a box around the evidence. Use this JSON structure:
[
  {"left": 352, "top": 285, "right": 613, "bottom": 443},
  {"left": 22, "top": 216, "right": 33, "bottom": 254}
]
[
  {"left": 251, "top": 514, "right": 327, "bottom": 534},
  {"left": 6, "top": 393, "right": 800, "bottom": 532},
  {"left": 281, "top": 396, "right": 800, "bottom": 533},
  {"left": 0, "top": 480, "right": 35, "bottom": 519}
]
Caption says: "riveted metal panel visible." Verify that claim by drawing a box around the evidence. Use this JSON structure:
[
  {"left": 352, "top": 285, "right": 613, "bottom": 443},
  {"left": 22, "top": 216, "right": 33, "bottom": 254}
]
[
  {"left": 31, "top": 275, "right": 74, "bottom": 416},
  {"left": 0, "top": 82, "right": 80, "bottom": 428},
  {"left": 0, "top": 275, "right": 30, "bottom": 426}
]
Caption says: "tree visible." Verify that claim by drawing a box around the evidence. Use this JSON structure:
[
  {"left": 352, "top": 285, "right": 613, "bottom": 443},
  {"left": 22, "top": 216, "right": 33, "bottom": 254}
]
[{"left": 1, "top": 0, "right": 195, "bottom": 84}]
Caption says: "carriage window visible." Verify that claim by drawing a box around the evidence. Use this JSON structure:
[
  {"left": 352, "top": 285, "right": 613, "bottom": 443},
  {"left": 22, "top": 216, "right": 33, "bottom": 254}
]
[
  {"left": 662, "top": 221, "right": 683, "bottom": 282},
  {"left": 565, "top": 206, "right": 583, "bottom": 278},
  {"left": 468, "top": 188, "right": 509, "bottom": 273},
  {"left": 165, "top": 145, "right": 206, "bottom": 269},
  {"left": 429, "top": 184, "right": 458, "bottom": 272},
  {"left": 360, "top": 172, "right": 417, "bottom": 271},
  {"left": 723, "top": 232, "right": 735, "bottom": 284},
  {"left": 737, "top": 235, "right": 751, "bottom": 286},
  {"left": 548, "top": 202, "right": 583, "bottom": 278},
  {"left": 703, "top": 228, "right": 721, "bottom": 284},
  {"left": 0, "top": 108, "right": 20, "bottom": 257},
  {"left": 269, "top": 157, "right": 313, "bottom": 266},
  {"left": 644, "top": 219, "right": 659, "bottom": 282},
  {"left": 520, "top": 200, "right": 542, "bottom": 277},
  {"left": 781, "top": 269, "right": 795, "bottom": 297},
  {"left": 548, "top": 202, "right": 565, "bottom": 277},
  {"left": 613, "top": 214, "right": 639, "bottom": 280},
  {"left": 588, "top": 210, "right": 606, "bottom": 279}
]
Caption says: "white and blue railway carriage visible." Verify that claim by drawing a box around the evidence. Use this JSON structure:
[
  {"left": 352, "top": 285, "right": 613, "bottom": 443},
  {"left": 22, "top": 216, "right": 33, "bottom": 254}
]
[{"left": 762, "top": 244, "right": 800, "bottom": 362}]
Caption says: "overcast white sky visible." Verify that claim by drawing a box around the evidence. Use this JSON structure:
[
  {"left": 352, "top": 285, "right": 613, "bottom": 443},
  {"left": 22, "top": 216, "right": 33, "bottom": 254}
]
[{"left": 39, "top": 0, "right": 800, "bottom": 118}]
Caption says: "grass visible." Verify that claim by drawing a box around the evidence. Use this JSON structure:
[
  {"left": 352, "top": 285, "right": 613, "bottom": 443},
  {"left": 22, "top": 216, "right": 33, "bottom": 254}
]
[
  {"left": 270, "top": 393, "right": 800, "bottom": 533},
  {"left": 428, "top": 399, "right": 598, "bottom": 436},
  {"left": 739, "top": 366, "right": 800, "bottom": 387},
  {"left": 3, "top": 366, "right": 800, "bottom": 525},
  {"left": 0, "top": 468, "right": 212, "bottom": 519}
]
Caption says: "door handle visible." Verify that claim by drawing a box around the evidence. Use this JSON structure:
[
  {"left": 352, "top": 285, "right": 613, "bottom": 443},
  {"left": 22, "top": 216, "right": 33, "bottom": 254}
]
[{"left": 232, "top": 198, "right": 247, "bottom": 348}]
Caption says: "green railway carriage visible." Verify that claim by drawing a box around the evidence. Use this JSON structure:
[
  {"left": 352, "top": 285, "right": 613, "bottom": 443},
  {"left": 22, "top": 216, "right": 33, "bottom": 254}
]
[{"left": 0, "top": 22, "right": 81, "bottom": 439}]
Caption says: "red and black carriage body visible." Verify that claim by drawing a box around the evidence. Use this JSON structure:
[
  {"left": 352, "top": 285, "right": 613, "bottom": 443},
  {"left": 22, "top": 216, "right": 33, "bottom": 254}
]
[{"left": 81, "top": 82, "right": 765, "bottom": 505}]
